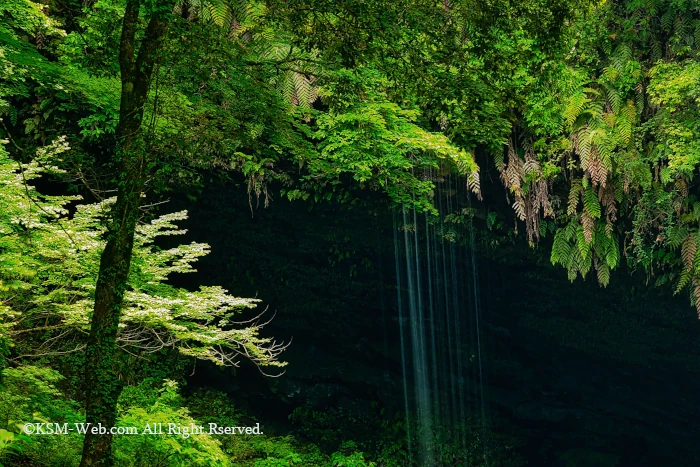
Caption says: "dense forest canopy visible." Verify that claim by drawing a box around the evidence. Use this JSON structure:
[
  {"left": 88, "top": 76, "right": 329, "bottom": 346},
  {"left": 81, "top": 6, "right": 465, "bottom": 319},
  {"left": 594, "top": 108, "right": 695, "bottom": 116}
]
[{"left": 1, "top": 0, "right": 700, "bottom": 465}]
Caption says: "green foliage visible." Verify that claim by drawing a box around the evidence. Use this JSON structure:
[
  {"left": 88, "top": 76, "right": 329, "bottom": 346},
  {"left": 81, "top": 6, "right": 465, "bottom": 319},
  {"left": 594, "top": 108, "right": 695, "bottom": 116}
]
[
  {"left": 282, "top": 67, "right": 480, "bottom": 212},
  {"left": 647, "top": 61, "right": 700, "bottom": 178},
  {"left": 0, "top": 365, "right": 83, "bottom": 466},
  {"left": 4, "top": 0, "right": 700, "bottom": 463},
  {"left": 0, "top": 0, "right": 120, "bottom": 149},
  {"left": 469, "top": 0, "right": 700, "bottom": 311},
  {"left": 551, "top": 218, "right": 619, "bottom": 286},
  {"left": 114, "top": 381, "right": 229, "bottom": 467},
  {"left": 4, "top": 0, "right": 698, "bottom": 315},
  {"left": 0, "top": 366, "right": 81, "bottom": 424},
  {"left": 330, "top": 442, "right": 375, "bottom": 467},
  {"left": 0, "top": 428, "right": 33, "bottom": 467},
  {"left": 0, "top": 139, "right": 285, "bottom": 370}
]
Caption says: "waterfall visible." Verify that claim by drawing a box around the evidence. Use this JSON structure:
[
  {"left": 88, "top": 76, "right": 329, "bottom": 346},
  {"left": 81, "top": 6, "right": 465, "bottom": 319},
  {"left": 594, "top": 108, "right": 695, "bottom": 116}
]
[{"left": 393, "top": 172, "right": 489, "bottom": 466}]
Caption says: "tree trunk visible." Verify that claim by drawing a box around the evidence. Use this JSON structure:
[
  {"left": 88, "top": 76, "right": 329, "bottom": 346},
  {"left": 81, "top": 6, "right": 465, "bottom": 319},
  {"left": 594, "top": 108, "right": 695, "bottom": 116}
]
[
  {"left": 79, "top": 189, "right": 141, "bottom": 466},
  {"left": 79, "top": 1, "right": 172, "bottom": 465}
]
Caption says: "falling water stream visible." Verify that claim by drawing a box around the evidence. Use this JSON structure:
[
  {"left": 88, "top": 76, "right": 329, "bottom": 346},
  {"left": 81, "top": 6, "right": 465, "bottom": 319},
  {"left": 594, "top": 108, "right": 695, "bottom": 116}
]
[{"left": 393, "top": 172, "right": 489, "bottom": 466}]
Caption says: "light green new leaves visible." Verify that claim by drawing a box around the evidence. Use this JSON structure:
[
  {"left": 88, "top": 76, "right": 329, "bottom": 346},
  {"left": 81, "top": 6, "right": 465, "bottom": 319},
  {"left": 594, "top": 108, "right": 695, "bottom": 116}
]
[
  {"left": 647, "top": 61, "right": 700, "bottom": 178},
  {"left": 114, "top": 381, "right": 229, "bottom": 467},
  {"left": 0, "top": 140, "right": 285, "bottom": 369},
  {"left": 304, "top": 69, "right": 479, "bottom": 213}
]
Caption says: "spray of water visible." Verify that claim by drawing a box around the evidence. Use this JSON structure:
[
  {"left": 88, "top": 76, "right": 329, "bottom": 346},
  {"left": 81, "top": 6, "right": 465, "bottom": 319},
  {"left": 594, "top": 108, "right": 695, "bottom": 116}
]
[{"left": 393, "top": 172, "right": 489, "bottom": 466}]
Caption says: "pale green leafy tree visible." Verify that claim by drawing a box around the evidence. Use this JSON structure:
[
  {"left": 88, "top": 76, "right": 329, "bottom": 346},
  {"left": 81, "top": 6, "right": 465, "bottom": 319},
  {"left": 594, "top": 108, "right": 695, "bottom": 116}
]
[{"left": 0, "top": 139, "right": 286, "bottom": 371}]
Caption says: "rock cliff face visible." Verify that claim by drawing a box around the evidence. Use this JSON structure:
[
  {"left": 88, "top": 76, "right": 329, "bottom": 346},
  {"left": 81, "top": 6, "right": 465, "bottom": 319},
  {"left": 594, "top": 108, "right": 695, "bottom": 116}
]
[{"left": 175, "top": 181, "right": 700, "bottom": 466}]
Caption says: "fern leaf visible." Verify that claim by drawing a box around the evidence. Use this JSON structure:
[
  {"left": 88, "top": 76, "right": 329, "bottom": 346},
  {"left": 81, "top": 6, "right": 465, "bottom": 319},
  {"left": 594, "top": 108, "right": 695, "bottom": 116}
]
[
  {"left": 568, "top": 180, "right": 581, "bottom": 215},
  {"left": 668, "top": 226, "right": 688, "bottom": 249},
  {"left": 596, "top": 260, "right": 611, "bottom": 287},
  {"left": 293, "top": 72, "right": 312, "bottom": 108},
  {"left": 675, "top": 179, "right": 689, "bottom": 198},
  {"left": 208, "top": 0, "right": 231, "bottom": 27},
  {"left": 581, "top": 211, "right": 595, "bottom": 243},
  {"left": 661, "top": 9, "right": 675, "bottom": 31},
  {"left": 583, "top": 185, "right": 601, "bottom": 219},
  {"left": 605, "top": 237, "right": 619, "bottom": 269},
  {"left": 578, "top": 244, "right": 593, "bottom": 278},
  {"left": 682, "top": 233, "right": 697, "bottom": 272},
  {"left": 551, "top": 228, "right": 573, "bottom": 265},
  {"left": 494, "top": 150, "right": 505, "bottom": 172},
  {"left": 692, "top": 277, "right": 700, "bottom": 318},
  {"left": 635, "top": 85, "right": 645, "bottom": 114},
  {"left": 577, "top": 224, "right": 590, "bottom": 258},
  {"left": 513, "top": 198, "right": 526, "bottom": 221},
  {"left": 564, "top": 92, "right": 588, "bottom": 127},
  {"left": 693, "top": 202, "right": 700, "bottom": 222},
  {"left": 467, "top": 171, "right": 482, "bottom": 200},
  {"left": 605, "top": 86, "right": 622, "bottom": 114},
  {"left": 577, "top": 129, "right": 593, "bottom": 166},
  {"left": 676, "top": 269, "right": 692, "bottom": 294}
]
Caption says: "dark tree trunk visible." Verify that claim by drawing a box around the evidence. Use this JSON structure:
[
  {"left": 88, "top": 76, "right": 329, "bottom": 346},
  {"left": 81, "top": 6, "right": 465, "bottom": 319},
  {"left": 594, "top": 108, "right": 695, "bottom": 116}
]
[{"left": 79, "top": 1, "right": 173, "bottom": 465}]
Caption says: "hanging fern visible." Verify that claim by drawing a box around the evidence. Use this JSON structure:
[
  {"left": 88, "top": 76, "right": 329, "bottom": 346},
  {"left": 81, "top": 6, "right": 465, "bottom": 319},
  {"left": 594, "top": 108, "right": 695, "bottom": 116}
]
[
  {"left": 467, "top": 171, "right": 482, "bottom": 200},
  {"left": 681, "top": 233, "right": 697, "bottom": 272},
  {"left": 596, "top": 259, "right": 611, "bottom": 287},
  {"left": 564, "top": 92, "right": 588, "bottom": 127},
  {"left": 568, "top": 180, "right": 581, "bottom": 215},
  {"left": 582, "top": 184, "right": 601, "bottom": 219}
]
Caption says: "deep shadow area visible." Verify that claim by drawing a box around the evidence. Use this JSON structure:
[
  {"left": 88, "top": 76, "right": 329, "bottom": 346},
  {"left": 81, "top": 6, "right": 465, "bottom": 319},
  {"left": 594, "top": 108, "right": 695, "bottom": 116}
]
[{"left": 168, "top": 180, "right": 700, "bottom": 467}]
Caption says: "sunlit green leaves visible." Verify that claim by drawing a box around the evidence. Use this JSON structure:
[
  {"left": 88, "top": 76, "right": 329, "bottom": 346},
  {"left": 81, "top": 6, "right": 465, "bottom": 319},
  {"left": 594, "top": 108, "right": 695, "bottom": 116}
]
[
  {"left": 0, "top": 140, "right": 285, "bottom": 369},
  {"left": 293, "top": 68, "right": 479, "bottom": 213}
]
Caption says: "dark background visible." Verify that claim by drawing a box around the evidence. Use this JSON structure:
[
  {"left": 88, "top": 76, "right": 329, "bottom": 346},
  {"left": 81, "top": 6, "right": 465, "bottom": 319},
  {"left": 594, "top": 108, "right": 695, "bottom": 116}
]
[{"left": 166, "top": 179, "right": 700, "bottom": 467}]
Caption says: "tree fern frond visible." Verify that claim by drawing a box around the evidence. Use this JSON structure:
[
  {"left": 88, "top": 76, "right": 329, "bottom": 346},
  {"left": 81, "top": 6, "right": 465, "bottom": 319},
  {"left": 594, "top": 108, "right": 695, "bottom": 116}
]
[
  {"left": 577, "top": 224, "right": 590, "bottom": 257},
  {"left": 692, "top": 277, "right": 700, "bottom": 318},
  {"left": 651, "top": 39, "right": 662, "bottom": 61},
  {"left": 661, "top": 9, "right": 675, "bottom": 31},
  {"left": 494, "top": 150, "right": 505, "bottom": 172},
  {"left": 605, "top": 86, "right": 622, "bottom": 114},
  {"left": 596, "top": 260, "right": 610, "bottom": 286},
  {"left": 635, "top": 83, "right": 645, "bottom": 114},
  {"left": 293, "top": 72, "right": 312, "bottom": 108},
  {"left": 551, "top": 227, "right": 571, "bottom": 264},
  {"left": 568, "top": 180, "right": 581, "bottom": 215},
  {"left": 231, "top": 0, "right": 252, "bottom": 22},
  {"left": 564, "top": 92, "right": 588, "bottom": 127},
  {"left": 676, "top": 269, "right": 692, "bottom": 294},
  {"left": 675, "top": 179, "right": 689, "bottom": 198},
  {"left": 208, "top": 0, "right": 232, "bottom": 27},
  {"left": 674, "top": 14, "right": 689, "bottom": 41},
  {"left": 692, "top": 202, "right": 700, "bottom": 222},
  {"left": 581, "top": 211, "right": 595, "bottom": 243},
  {"left": 586, "top": 99, "right": 605, "bottom": 119},
  {"left": 605, "top": 236, "right": 619, "bottom": 268},
  {"left": 615, "top": 43, "right": 632, "bottom": 63},
  {"left": 583, "top": 185, "right": 601, "bottom": 219},
  {"left": 513, "top": 198, "right": 526, "bottom": 221},
  {"left": 467, "top": 171, "right": 482, "bottom": 200},
  {"left": 577, "top": 129, "right": 593, "bottom": 167},
  {"left": 281, "top": 72, "right": 296, "bottom": 105},
  {"left": 667, "top": 226, "right": 688, "bottom": 249},
  {"left": 578, "top": 244, "right": 593, "bottom": 278},
  {"left": 682, "top": 233, "right": 697, "bottom": 271}
]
